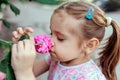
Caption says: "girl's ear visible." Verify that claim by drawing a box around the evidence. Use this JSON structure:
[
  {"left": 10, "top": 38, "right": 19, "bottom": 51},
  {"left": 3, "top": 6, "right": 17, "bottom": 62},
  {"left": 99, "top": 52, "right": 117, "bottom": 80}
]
[{"left": 86, "top": 38, "right": 100, "bottom": 54}]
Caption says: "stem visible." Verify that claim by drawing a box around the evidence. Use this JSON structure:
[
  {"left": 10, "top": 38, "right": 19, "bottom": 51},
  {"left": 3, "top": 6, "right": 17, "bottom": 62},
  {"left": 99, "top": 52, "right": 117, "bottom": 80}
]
[
  {"left": 0, "top": 39, "right": 11, "bottom": 43},
  {"left": 0, "top": 39, "right": 13, "bottom": 47}
]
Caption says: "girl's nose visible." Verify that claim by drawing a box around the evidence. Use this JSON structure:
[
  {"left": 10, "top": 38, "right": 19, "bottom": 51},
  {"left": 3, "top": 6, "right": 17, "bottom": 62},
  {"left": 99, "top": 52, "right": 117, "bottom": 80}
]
[
  {"left": 51, "top": 37, "right": 54, "bottom": 47},
  {"left": 51, "top": 42, "right": 54, "bottom": 47}
]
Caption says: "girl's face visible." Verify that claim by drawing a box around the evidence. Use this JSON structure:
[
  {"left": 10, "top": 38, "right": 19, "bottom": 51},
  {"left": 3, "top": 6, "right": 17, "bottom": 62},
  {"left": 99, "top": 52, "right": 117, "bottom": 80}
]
[{"left": 50, "top": 12, "right": 89, "bottom": 65}]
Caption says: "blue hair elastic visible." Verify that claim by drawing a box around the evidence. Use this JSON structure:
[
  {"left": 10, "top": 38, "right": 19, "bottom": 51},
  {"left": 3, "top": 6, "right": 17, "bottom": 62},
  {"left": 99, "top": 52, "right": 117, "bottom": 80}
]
[{"left": 85, "top": 6, "right": 94, "bottom": 20}]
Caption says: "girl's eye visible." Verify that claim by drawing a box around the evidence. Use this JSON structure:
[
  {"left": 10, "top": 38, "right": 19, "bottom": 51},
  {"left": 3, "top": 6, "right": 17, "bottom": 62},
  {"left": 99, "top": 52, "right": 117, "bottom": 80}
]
[{"left": 57, "top": 37, "right": 64, "bottom": 41}]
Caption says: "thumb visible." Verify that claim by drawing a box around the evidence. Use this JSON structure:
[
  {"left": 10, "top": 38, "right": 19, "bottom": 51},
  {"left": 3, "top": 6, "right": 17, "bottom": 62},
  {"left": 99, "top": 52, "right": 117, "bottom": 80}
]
[
  {"left": 24, "top": 27, "right": 34, "bottom": 34},
  {"left": 30, "top": 36, "right": 35, "bottom": 44}
]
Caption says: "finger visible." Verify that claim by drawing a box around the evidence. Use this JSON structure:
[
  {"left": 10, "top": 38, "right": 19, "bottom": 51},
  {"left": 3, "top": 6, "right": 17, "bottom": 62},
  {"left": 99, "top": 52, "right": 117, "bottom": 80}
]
[
  {"left": 17, "top": 41, "right": 24, "bottom": 53},
  {"left": 12, "top": 37, "right": 18, "bottom": 43},
  {"left": 30, "top": 36, "right": 36, "bottom": 54},
  {"left": 24, "top": 27, "right": 34, "bottom": 34},
  {"left": 11, "top": 44, "right": 17, "bottom": 60},
  {"left": 30, "top": 36, "right": 35, "bottom": 44},
  {"left": 31, "top": 43, "right": 36, "bottom": 54},
  {"left": 17, "top": 27, "right": 24, "bottom": 35},
  {"left": 11, "top": 43, "right": 19, "bottom": 69},
  {"left": 16, "top": 27, "right": 25, "bottom": 39},
  {"left": 12, "top": 31, "right": 19, "bottom": 39},
  {"left": 12, "top": 31, "right": 19, "bottom": 42},
  {"left": 23, "top": 39, "right": 31, "bottom": 52}
]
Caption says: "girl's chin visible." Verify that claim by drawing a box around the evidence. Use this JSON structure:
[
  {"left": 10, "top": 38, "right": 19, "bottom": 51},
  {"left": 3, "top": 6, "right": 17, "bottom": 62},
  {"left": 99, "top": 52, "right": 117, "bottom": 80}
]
[
  {"left": 51, "top": 57, "right": 58, "bottom": 62},
  {"left": 52, "top": 58, "right": 58, "bottom": 62}
]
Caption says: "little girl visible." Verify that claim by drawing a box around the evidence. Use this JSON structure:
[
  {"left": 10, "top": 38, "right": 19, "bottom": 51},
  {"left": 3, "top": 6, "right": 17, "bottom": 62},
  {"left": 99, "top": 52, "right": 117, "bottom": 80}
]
[{"left": 11, "top": 1, "right": 120, "bottom": 80}]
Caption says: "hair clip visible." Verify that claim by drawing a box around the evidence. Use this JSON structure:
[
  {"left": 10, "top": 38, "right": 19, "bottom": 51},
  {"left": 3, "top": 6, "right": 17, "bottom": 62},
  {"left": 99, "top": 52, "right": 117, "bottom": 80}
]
[{"left": 85, "top": 6, "right": 94, "bottom": 20}]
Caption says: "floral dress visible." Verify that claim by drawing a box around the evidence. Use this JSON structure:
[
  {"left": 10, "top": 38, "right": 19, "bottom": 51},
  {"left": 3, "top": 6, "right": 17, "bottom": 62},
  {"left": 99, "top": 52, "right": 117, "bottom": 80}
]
[{"left": 45, "top": 54, "right": 106, "bottom": 80}]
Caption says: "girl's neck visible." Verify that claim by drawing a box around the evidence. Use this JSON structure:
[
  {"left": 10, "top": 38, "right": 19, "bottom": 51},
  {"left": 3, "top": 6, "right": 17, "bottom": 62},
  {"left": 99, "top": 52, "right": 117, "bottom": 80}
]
[{"left": 60, "top": 56, "right": 91, "bottom": 66}]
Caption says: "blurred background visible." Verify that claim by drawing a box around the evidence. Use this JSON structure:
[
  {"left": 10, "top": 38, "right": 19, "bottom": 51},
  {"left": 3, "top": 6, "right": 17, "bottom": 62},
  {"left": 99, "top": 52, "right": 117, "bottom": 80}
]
[
  {"left": 0, "top": 0, "right": 120, "bottom": 80},
  {"left": 94, "top": 0, "right": 120, "bottom": 12}
]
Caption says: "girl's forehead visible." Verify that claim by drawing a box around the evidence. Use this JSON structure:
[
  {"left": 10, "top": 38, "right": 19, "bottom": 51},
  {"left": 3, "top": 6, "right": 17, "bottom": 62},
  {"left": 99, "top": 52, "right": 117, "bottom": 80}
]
[
  {"left": 50, "top": 12, "right": 83, "bottom": 36},
  {"left": 51, "top": 13, "right": 78, "bottom": 29}
]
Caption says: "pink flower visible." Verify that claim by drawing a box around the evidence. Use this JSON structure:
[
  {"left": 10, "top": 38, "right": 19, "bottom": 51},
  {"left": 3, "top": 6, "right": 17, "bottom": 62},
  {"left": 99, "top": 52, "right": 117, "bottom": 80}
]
[
  {"left": 34, "top": 34, "right": 52, "bottom": 54},
  {"left": 0, "top": 72, "right": 6, "bottom": 80}
]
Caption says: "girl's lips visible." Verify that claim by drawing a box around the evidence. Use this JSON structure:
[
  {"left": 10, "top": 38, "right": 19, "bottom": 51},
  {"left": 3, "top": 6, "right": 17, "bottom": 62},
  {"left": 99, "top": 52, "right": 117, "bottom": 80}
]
[{"left": 49, "top": 51, "right": 56, "bottom": 58}]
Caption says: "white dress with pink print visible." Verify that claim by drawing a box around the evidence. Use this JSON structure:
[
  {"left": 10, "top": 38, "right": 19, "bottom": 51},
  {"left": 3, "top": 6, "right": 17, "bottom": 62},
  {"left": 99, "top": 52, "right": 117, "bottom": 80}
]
[{"left": 45, "top": 54, "right": 106, "bottom": 80}]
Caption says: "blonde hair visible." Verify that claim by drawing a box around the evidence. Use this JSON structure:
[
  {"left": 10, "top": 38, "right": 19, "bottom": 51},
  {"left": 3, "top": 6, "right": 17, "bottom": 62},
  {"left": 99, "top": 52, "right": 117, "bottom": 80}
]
[{"left": 54, "top": 1, "right": 120, "bottom": 80}]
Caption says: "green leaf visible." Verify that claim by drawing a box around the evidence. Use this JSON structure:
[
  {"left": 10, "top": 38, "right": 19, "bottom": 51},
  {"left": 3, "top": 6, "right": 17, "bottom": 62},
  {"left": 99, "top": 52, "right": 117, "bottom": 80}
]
[
  {"left": 18, "top": 34, "right": 30, "bottom": 41},
  {"left": 0, "top": 19, "right": 11, "bottom": 28},
  {"left": 6, "top": 65, "right": 16, "bottom": 80},
  {"left": 0, "top": 39, "right": 11, "bottom": 48},
  {"left": 0, "top": 59, "right": 7, "bottom": 73},
  {"left": 9, "top": 3, "right": 20, "bottom": 16},
  {"left": 0, "top": 51, "right": 16, "bottom": 80},
  {"left": 0, "top": 0, "right": 9, "bottom": 5},
  {"left": 5, "top": 52, "right": 16, "bottom": 80}
]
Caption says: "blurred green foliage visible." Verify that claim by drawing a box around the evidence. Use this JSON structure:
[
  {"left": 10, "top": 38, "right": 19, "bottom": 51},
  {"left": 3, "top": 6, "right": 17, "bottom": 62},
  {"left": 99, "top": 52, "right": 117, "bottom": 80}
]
[
  {"left": 31, "top": 0, "right": 64, "bottom": 5},
  {"left": 0, "top": 0, "right": 21, "bottom": 28}
]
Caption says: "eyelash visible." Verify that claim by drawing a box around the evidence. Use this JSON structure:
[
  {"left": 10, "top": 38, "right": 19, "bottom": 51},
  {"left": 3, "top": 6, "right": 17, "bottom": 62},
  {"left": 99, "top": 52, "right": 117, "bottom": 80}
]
[
  {"left": 57, "top": 37, "right": 64, "bottom": 41},
  {"left": 49, "top": 33, "right": 52, "bottom": 36}
]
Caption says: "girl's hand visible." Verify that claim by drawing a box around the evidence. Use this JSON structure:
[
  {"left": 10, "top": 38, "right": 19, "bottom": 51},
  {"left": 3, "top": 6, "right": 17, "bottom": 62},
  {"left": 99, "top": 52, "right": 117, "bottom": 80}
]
[
  {"left": 12, "top": 27, "right": 34, "bottom": 43},
  {"left": 11, "top": 37, "right": 36, "bottom": 80},
  {"left": 11, "top": 27, "right": 36, "bottom": 80}
]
